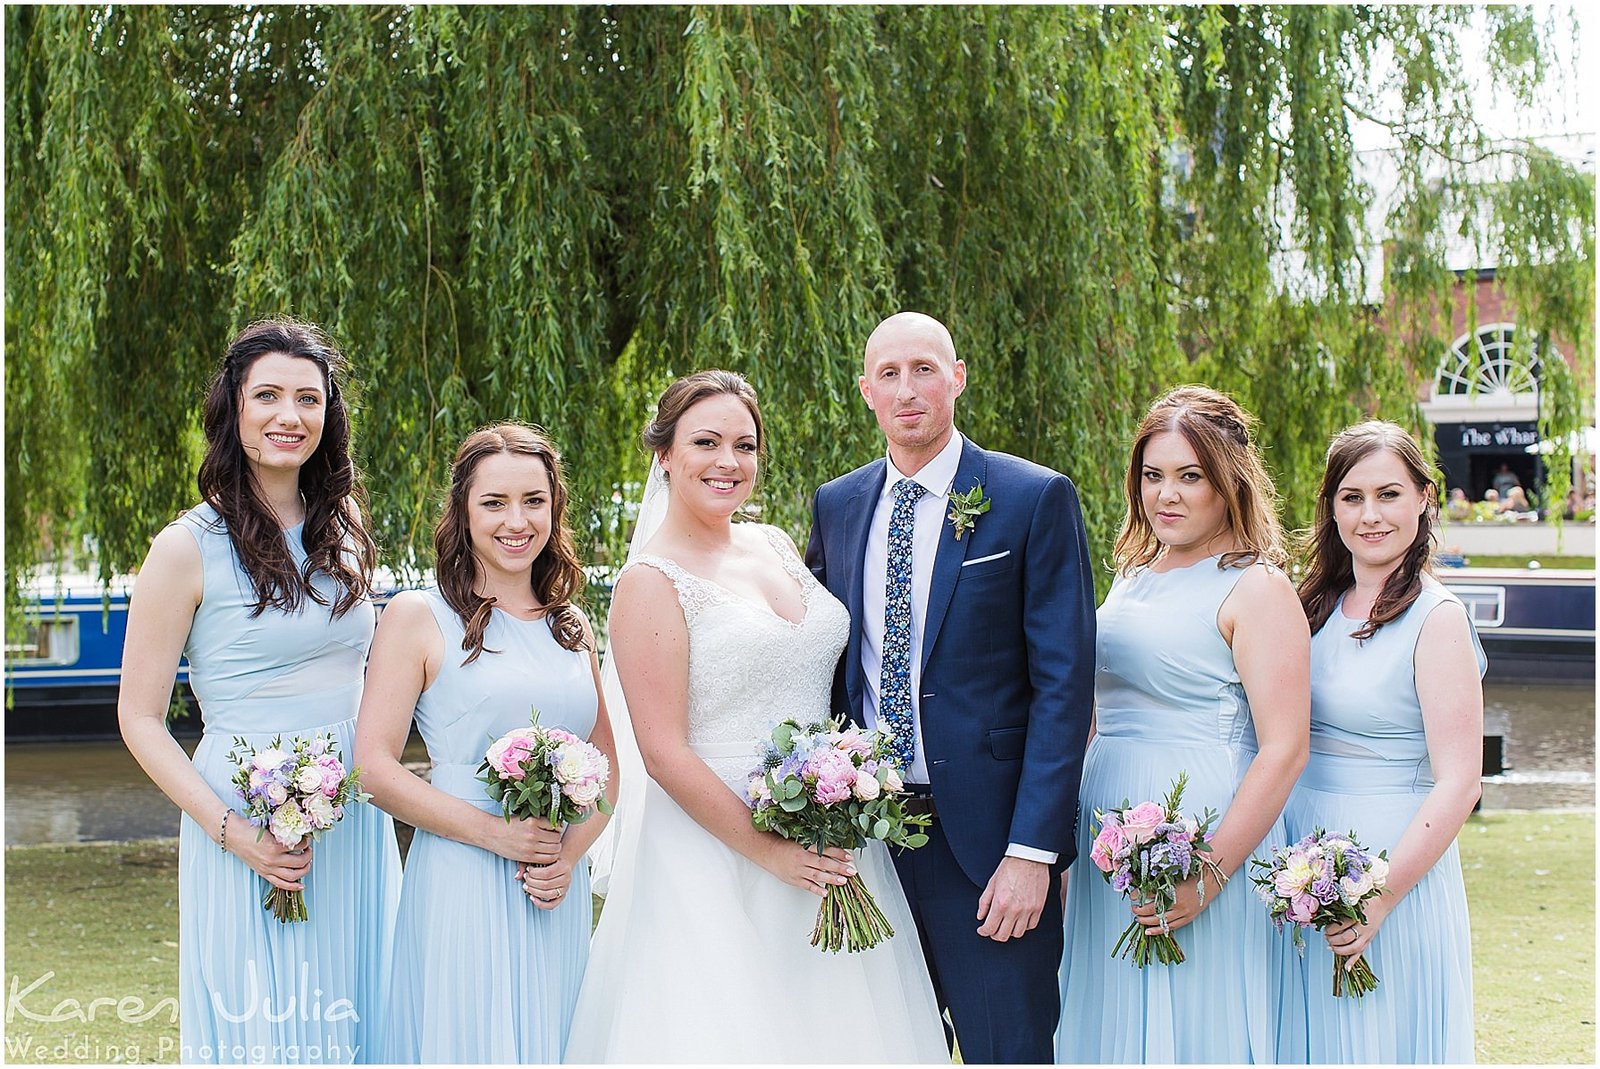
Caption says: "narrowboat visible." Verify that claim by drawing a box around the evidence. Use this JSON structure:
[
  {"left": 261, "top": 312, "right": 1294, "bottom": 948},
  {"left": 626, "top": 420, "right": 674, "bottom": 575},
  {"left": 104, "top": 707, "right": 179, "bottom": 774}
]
[
  {"left": 1439, "top": 567, "right": 1596, "bottom": 682},
  {"left": 4, "top": 575, "right": 179, "bottom": 738}
]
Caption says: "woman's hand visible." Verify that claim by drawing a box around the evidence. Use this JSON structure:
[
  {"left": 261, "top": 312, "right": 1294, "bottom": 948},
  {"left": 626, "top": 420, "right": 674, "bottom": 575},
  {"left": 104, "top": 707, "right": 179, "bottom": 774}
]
[
  {"left": 757, "top": 839, "right": 856, "bottom": 898},
  {"left": 481, "top": 815, "right": 563, "bottom": 865},
  {"left": 1130, "top": 872, "right": 1219, "bottom": 935},
  {"left": 228, "top": 827, "right": 314, "bottom": 891},
  {"left": 517, "top": 854, "right": 577, "bottom": 910},
  {"left": 1323, "top": 893, "right": 1393, "bottom": 962}
]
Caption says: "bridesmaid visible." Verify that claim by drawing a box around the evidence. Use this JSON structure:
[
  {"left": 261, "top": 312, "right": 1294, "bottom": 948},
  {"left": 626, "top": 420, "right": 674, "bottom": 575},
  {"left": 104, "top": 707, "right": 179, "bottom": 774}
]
[
  {"left": 1057, "top": 385, "right": 1309, "bottom": 1063},
  {"left": 1281, "top": 421, "right": 1484, "bottom": 1062},
  {"left": 355, "top": 423, "right": 617, "bottom": 1063},
  {"left": 119, "top": 318, "right": 400, "bottom": 1064}
]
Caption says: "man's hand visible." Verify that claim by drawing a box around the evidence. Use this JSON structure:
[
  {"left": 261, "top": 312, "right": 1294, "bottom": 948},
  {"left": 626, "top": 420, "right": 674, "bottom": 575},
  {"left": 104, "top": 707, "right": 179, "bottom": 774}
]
[{"left": 976, "top": 855, "right": 1050, "bottom": 941}]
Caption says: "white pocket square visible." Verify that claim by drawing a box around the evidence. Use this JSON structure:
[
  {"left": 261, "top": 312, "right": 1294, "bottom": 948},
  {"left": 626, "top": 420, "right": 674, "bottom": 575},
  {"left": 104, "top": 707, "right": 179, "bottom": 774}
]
[{"left": 961, "top": 550, "right": 1011, "bottom": 567}]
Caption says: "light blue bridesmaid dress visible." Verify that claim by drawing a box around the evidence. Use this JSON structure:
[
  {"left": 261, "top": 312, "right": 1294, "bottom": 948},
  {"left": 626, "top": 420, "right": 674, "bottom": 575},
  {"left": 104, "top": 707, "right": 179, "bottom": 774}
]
[
  {"left": 1057, "top": 556, "right": 1287, "bottom": 1064},
  {"left": 1276, "top": 580, "right": 1485, "bottom": 1063},
  {"left": 382, "top": 589, "right": 598, "bottom": 1063},
  {"left": 174, "top": 503, "right": 401, "bottom": 1064}
]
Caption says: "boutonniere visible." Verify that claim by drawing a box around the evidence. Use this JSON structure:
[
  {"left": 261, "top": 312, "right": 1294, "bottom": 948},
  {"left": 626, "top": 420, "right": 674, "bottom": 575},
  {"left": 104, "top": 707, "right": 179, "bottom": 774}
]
[{"left": 946, "top": 483, "right": 991, "bottom": 541}]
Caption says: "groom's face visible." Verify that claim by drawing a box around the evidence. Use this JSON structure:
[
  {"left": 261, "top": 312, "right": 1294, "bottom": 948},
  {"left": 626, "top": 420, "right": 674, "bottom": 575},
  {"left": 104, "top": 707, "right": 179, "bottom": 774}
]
[{"left": 859, "top": 329, "right": 966, "bottom": 462}]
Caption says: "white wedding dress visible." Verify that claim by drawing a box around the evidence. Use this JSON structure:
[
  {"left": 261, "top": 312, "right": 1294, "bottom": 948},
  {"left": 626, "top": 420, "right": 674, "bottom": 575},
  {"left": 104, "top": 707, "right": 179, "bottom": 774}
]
[{"left": 565, "top": 525, "right": 947, "bottom": 1064}]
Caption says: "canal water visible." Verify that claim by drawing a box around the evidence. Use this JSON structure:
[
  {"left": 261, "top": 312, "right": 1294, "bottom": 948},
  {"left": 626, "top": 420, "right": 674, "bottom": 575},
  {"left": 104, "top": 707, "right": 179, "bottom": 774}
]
[{"left": 3, "top": 682, "right": 1593, "bottom": 845}]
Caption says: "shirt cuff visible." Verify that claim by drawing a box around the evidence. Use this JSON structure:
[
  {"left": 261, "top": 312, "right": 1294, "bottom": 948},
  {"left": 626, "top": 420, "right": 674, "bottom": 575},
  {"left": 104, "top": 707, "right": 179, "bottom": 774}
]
[{"left": 1005, "top": 843, "right": 1058, "bottom": 865}]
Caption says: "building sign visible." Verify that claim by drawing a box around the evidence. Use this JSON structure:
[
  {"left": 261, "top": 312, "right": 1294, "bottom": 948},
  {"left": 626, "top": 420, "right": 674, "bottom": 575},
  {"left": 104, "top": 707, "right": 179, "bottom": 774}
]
[{"left": 1452, "top": 421, "right": 1539, "bottom": 451}]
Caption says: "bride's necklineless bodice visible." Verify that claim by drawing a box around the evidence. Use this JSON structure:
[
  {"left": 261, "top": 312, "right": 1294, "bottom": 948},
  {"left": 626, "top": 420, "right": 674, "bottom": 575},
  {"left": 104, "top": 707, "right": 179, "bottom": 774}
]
[{"left": 621, "top": 525, "right": 850, "bottom": 779}]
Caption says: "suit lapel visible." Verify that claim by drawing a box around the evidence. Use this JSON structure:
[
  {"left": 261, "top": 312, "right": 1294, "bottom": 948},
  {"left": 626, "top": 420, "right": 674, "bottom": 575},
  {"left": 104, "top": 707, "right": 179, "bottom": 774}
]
[
  {"left": 843, "top": 460, "right": 886, "bottom": 714},
  {"left": 921, "top": 438, "right": 986, "bottom": 666}
]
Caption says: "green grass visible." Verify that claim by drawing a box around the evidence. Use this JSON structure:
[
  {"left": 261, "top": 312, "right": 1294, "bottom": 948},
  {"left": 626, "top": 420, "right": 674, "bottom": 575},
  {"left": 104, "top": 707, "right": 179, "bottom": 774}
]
[
  {"left": 1461, "top": 811, "right": 1596, "bottom": 1064},
  {"left": 1447, "top": 553, "right": 1595, "bottom": 570},
  {"left": 4, "top": 813, "right": 1594, "bottom": 1063},
  {"left": 4, "top": 840, "right": 180, "bottom": 1064}
]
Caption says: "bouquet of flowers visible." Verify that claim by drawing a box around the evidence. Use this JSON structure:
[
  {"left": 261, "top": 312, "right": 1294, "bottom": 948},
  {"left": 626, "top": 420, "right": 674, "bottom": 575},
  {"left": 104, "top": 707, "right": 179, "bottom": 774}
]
[
  {"left": 227, "top": 732, "right": 367, "bottom": 923},
  {"left": 1088, "top": 771, "right": 1222, "bottom": 967},
  {"left": 477, "top": 709, "right": 612, "bottom": 831},
  {"left": 1249, "top": 828, "right": 1390, "bottom": 997},
  {"left": 747, "top": 719, "right": 930, "bottom": 953}
]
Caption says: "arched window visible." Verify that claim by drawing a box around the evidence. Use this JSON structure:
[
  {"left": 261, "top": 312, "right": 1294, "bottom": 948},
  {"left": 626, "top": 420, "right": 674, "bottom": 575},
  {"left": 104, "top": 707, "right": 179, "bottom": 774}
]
[{"left": 1435, "top": 323, "right": 1544, "bottom": 397}]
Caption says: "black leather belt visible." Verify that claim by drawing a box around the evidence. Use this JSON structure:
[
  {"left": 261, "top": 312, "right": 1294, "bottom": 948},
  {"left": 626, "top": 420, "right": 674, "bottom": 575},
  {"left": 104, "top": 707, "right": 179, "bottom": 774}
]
[{"left": 902, "top": 792, "right": 937, "bottom": 819}]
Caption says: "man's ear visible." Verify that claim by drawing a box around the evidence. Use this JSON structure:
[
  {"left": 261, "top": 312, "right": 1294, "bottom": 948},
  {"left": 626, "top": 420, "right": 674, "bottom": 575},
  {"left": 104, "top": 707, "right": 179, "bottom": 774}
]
[{"left": 858, "top": 374, "right": 874, "bottom": 408}]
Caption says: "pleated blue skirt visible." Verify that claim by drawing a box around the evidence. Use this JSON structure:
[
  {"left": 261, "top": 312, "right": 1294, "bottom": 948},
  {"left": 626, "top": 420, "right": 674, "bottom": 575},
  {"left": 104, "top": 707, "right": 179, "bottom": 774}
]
[
  {"left": 1057, "top": 733, "right": 1287, "bottom": 1064},
  {"left": 382, "top": 775, "right": 591, "bottom": 1063},
  {"left": 1278, "top": 752, "right": 1475, "bottom": 1063},
  {"left": 178, "top": 717, "right": 401, "bottom": 1064}
]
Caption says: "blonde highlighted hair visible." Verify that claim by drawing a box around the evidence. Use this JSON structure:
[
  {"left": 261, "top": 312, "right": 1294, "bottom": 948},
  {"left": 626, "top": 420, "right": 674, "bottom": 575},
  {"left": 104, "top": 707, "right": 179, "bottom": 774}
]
[{"left": 1112, "top": 385, "right": 1285, "bottom": 575}]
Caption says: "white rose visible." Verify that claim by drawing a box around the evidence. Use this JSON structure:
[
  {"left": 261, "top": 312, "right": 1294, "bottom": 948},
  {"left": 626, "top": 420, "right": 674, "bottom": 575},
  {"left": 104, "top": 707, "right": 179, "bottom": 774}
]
[
  {"left": 304, "top": 792, "right": 336, "bottom": 830},
  {"left": 563, "top": 779, "right": 603, "bottom": 808},
  {"left": 1365, "top": 856, "right": 1390, "bottom": 889},
  {"left": 295, "top": 765, "right": 324, "bottom": 795},
  {"left": 1338, "top": 872, "right": 1372, "bottom": 902},
  {"left": 853, "top": 770, "right": 881, "bottom": 801},
  {"left": 882, "top": 767, "right": 904, "bottom": 793},
  {"left": 252, "top": 748, "right": 289, "bottom": 773},
  {"left": 265, "top": 781, "right": 289, "bottom": 807}
]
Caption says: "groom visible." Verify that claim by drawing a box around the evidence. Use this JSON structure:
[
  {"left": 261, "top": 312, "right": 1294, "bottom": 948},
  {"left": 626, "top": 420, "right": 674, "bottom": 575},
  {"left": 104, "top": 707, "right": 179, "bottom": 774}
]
[{"left": 807, "top": 312, "right": 1095, "bottom": 1064}]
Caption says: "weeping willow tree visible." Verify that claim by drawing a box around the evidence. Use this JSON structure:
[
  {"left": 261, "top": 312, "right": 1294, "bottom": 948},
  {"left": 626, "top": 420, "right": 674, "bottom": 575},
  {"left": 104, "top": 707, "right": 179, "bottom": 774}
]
[{"left": 7, "top": 5, "right": 1593, "bottom": 610}]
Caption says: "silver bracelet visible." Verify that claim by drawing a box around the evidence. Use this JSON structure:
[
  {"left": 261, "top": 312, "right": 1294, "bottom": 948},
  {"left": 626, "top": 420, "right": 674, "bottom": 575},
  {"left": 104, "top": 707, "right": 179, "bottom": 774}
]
[{"left": 219, "top": 810, "right": 230, "bottom": 853}]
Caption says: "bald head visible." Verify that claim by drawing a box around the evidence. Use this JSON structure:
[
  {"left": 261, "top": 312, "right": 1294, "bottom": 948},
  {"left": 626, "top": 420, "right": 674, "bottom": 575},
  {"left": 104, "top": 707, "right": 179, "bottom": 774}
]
[
  {"left": 864, "top": 312, "right": 958, "bottom": 371},
  {"left": 859, "top": 311, "right": 966, "bottom": 474}
]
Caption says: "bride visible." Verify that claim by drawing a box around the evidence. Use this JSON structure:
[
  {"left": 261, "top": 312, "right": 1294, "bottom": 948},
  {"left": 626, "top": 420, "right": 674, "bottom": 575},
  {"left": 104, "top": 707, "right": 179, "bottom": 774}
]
[{"left": 565, "top": 370, "right": 947, "bottom": 1064}]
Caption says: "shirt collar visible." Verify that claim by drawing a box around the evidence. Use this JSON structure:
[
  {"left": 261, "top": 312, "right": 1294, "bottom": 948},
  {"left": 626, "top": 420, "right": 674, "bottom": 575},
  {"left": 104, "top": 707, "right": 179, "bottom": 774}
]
[{"left": 884, "top": 430, "right": 964, "bottom": 500}]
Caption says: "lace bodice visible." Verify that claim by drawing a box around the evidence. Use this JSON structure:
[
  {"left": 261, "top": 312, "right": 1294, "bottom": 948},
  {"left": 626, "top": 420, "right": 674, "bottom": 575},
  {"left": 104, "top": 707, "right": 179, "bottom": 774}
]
[{"left": 621, "top": 525, "right": 849, "bottom": 784}]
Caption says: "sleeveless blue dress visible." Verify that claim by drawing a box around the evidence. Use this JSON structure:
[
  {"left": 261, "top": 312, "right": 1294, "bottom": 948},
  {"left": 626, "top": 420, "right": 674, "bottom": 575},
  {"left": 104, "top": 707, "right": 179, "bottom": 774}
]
[
  {"left": 1057, "top": 557, "right": 1286, "bottom": 1063},
  {"left": 382, "top": 589, "right": 598, "bottom": 1063},
  {"left": 1276, "top": 581, "right": 1485, "bottom": 1063},
  {"left": 173, "top": 503, "right": 400, "bottom": 1064}
]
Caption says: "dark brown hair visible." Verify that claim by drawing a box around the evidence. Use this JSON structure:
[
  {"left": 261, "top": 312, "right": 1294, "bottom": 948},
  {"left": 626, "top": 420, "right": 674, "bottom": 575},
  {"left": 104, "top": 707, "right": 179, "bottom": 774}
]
[
  {"left": 198, "top": 317, "right": 375, "bottom": 617},
  {"left": 1298, "top": 421, "right": 1438, "bottom": 640},
  {"left": 433, "top": 423, "right": 588, "bottom": 663},
  {"left": 1112, "top": 385, "right": 1285, "bottom": 575},
  {"left": 642, "top": 369, "right": 765, "bottom": 463}
]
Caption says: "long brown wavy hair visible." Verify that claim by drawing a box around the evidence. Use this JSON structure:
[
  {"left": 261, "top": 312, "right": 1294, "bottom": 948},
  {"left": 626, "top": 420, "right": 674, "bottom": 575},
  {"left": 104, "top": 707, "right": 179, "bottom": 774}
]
[
  {"left": 433, "top": 423, "right": 588, "bottom": 664},
  {"left": 1112, "top": 385, "right": 1286, "bottom": 575},
  {"left": 198, "top": 318, "right": 375, "bottom": 618},
  {"left": 1298, "top": 421, "right": 1439, "bottom": 640}
]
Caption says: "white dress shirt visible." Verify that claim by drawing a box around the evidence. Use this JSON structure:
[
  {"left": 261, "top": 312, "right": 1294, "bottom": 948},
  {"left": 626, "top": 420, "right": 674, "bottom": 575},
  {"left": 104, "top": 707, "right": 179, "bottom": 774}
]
[{"left": 857, "top": 431, "right": 1057, "bottom": 866}]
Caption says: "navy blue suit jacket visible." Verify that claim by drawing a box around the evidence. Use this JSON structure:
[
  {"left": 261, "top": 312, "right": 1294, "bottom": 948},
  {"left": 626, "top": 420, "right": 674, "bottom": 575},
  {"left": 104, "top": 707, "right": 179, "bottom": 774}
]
[{"left": 806, "top": 436, "right": 1096, "bottom": 888}]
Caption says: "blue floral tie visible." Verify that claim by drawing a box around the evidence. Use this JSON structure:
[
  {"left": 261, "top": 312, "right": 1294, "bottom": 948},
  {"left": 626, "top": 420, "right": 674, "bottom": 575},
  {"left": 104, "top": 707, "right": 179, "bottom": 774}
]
[{"left": 879, "top": 478, "right": 925, "bottom": 770}]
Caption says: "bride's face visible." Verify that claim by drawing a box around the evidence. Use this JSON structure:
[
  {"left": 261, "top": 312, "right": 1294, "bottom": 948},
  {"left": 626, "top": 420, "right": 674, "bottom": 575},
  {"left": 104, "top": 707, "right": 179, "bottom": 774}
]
[{"left": 659, "top": 393, "right": 759, "bottom": 519}]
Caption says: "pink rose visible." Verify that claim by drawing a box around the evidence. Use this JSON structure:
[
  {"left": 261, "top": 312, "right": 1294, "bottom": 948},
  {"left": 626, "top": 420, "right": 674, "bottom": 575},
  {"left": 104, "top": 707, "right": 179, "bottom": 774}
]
[
  {"left": 485, "top": 728, "right": 540, "bottom": 781},
  {"left": 1120, "top": 801, "right": 1166, "bottom": 844},
  {"left": 1287, "top": 892, "right": 1319, "bottom": 925},
  {"left": 1090, "top": 822, "right": 1129, "bottom": 873},
  {"left": 320, "top": 767, "right": 342, "bottom": 798}
]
